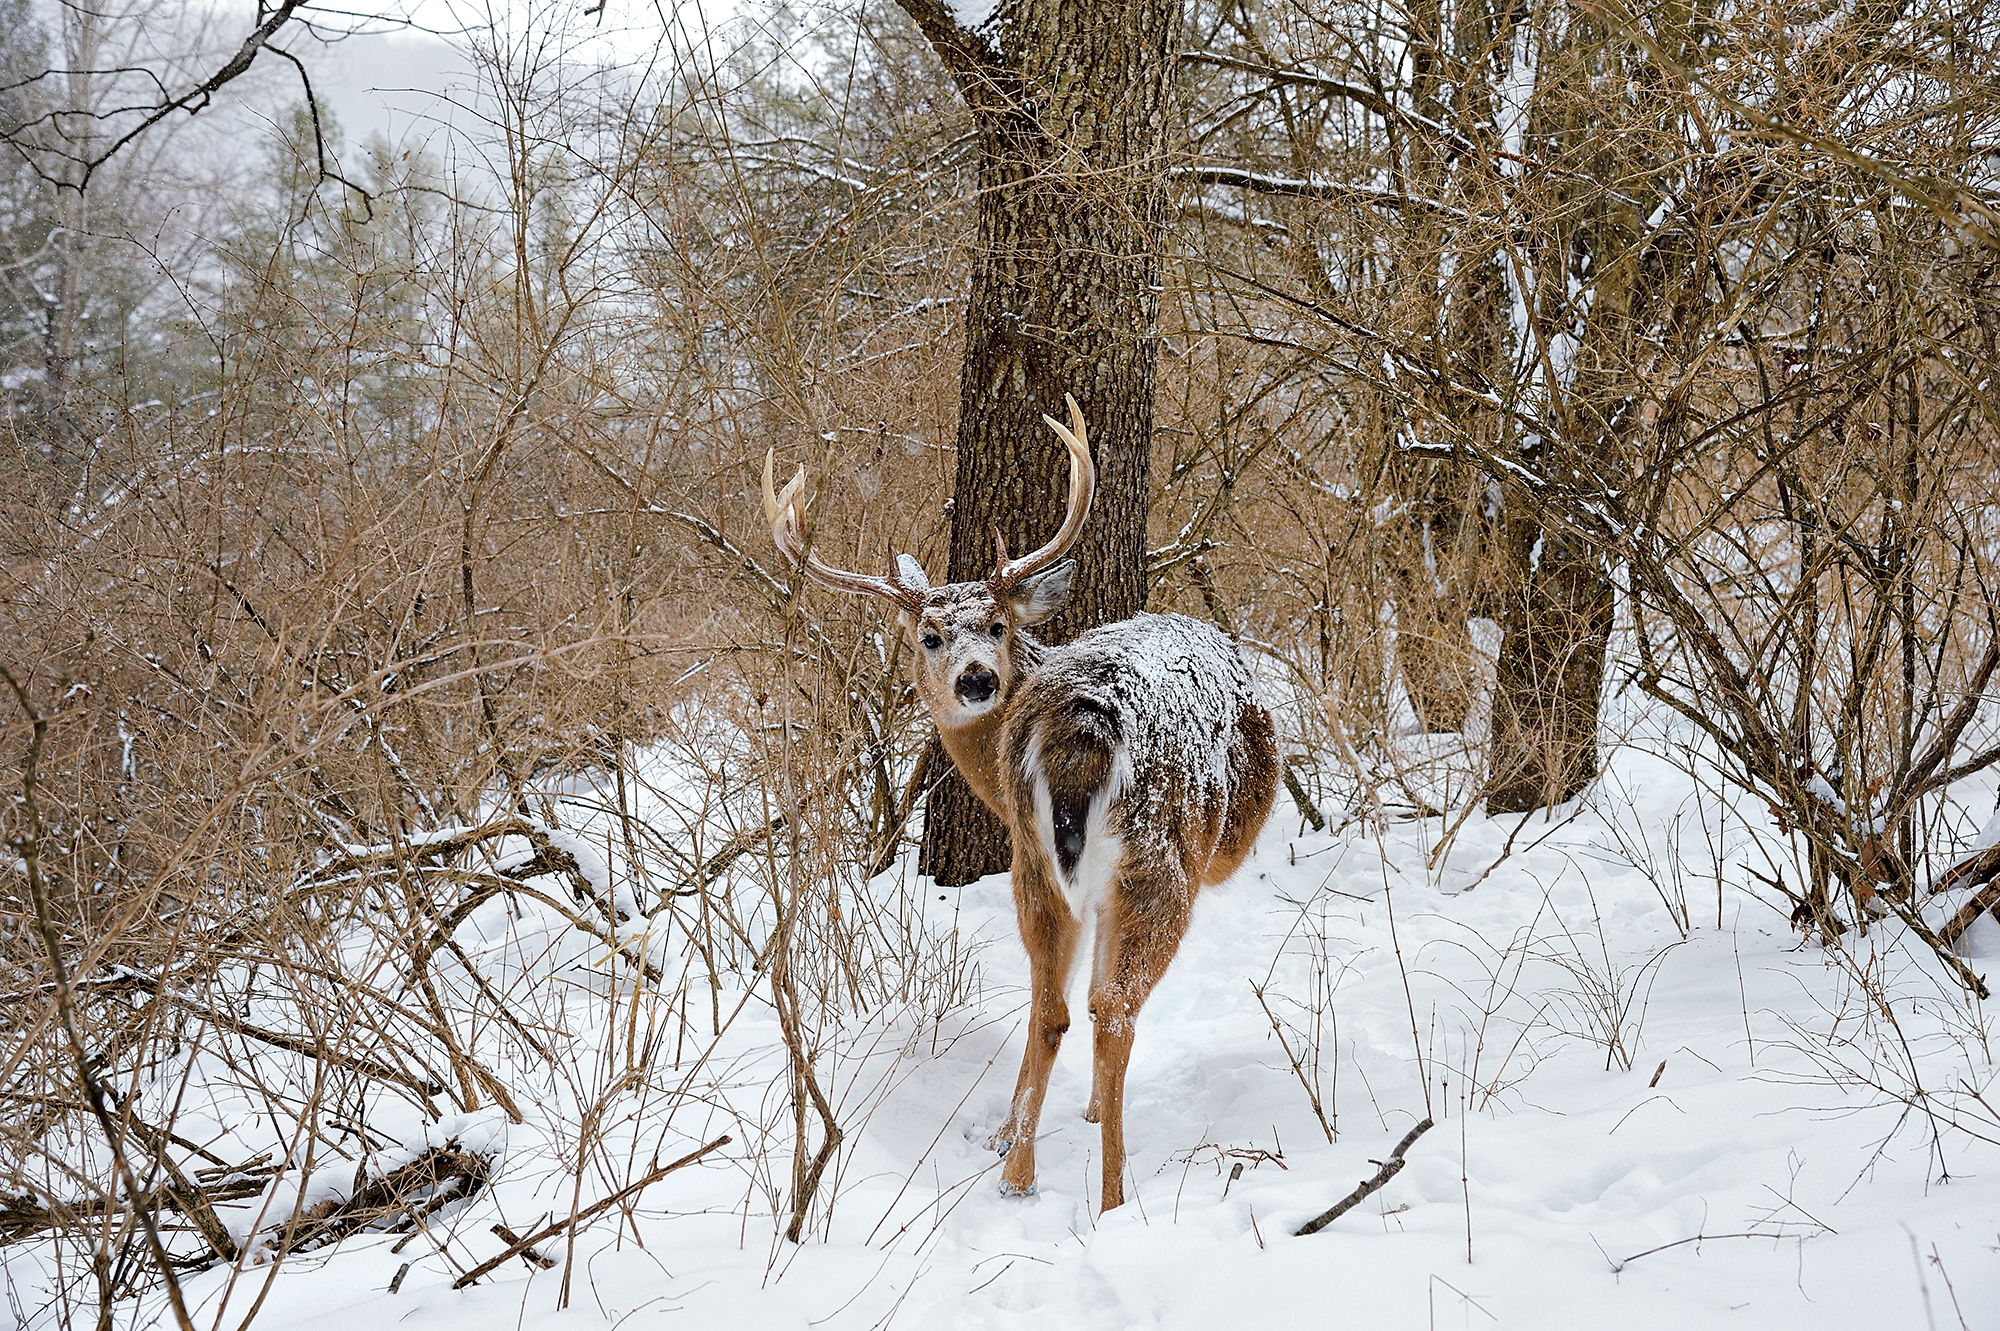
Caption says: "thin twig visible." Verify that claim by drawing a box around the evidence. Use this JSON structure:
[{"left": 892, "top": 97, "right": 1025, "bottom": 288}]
[{"left": 1611, "top": 1231, "right": 1772, "bottom": 1270}]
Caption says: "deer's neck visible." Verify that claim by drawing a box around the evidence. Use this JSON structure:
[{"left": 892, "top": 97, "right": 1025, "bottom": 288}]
[
  {"left": 931, "top": 630, "right": 1045, "bottom": 818},
  {"left": 935, "top": 708, "right": 1009, "bottom": 816}
]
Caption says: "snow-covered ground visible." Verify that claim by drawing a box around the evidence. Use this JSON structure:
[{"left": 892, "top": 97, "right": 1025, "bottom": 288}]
[{"left": 11, "top": 734, "right": 1999, "bottom": 1330}]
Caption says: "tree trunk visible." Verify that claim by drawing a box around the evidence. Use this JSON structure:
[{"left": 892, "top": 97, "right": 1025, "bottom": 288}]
[
  {"left": 39, "top": 184, "right": 86, "bottom": 477},
  {"left": 1380, "top": 0, "right": 1506, "bottom": 739},
  {"left": 1484, "top": 518, "right": 1613, "bottom": 814},
  {"left": 901, "top": 0, "right": 1178, "bottom": 884},
  {"left": 34, "top": 9, "right": 97, "bottom": 487}
]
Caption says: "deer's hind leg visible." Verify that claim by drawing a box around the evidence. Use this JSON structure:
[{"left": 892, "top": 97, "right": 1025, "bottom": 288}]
[
  {"left": 1087, "top": 868, "right": 1194, "bottom": 1212},
  {"left": 995, "top": 846, "right": 1078, "bottom": 1197}
]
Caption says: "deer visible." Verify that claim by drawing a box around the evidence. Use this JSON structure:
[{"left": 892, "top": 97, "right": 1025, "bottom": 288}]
[{"left": 762, "top": 396, "right": 1278, "bottom": 1211}]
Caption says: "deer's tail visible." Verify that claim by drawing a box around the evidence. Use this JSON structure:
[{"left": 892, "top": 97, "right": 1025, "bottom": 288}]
[{"left": 1034, "top": 699, "right": 1122, "bottom": 882}]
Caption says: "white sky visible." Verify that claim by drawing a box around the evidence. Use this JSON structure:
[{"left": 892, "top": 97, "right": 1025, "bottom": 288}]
[
  {"left": 18, "top": 0, "right": 754, "bottom": 171},
  {"left": 301, "top": 24, "right": 472, "bottom": 151},
  {"left": 299, "top": 0, "right": 695, "bottom": 153}
]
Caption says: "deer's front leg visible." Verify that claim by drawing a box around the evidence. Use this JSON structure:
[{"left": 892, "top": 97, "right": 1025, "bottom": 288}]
[{"left": 995, "top": 856, "right": 1077, "bottom": 1197}]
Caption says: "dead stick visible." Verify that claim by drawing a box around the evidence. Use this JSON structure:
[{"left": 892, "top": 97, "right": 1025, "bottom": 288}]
[
  {"left": 490, "top": 1224, "right": 557, "bottom": 1268},
  {"left": 1930, "top": 842, "right": 2000, "bottom": 898},
  {"left": 1612, "top": 1231, "right": 1768, "bottom": 1270},
  {"left": 1940, "top": 872, "right": 2000, "bottom": 946},
  {"left": 1293, "top": 1117, "right": 1433, "bottom": 1237},
  {"left": 451, "top": 1135, "right": 730, "bottom": 1288}
]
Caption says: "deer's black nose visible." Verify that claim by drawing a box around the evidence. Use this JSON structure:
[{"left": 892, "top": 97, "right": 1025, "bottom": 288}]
[{"left": 956, "top": 667, "right": 997, "bottom": 704}]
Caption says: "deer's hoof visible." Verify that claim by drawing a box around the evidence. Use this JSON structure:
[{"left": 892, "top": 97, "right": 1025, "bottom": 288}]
[{"left": 998, "top": 1179, "right": 1037, "bottom": 1198}]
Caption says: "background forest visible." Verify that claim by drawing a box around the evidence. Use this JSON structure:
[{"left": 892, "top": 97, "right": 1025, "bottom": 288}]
[{"left": 5, "top": 0, "right": 2000, "bottom": 1326}]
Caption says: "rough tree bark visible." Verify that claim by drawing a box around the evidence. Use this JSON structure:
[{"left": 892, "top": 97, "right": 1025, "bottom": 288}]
[
  {"left": 1483, "top": 517, "right": 1613, "bottom": 813},
  {"left": 1476, "top": 3, "right": 1666, "bottom": 816},
  {"left": 897, "top": 0, "right": 1178, "bottom": 884}
]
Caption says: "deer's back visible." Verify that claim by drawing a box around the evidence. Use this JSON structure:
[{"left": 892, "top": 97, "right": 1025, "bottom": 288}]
[{"left": 1002, "top": 613, "right": 1277, "bottom": 890}]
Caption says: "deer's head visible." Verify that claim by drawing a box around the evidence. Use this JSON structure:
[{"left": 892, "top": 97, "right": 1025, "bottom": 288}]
[{"left": 763, "top": 396, "right": 1095, "bottom": 729}]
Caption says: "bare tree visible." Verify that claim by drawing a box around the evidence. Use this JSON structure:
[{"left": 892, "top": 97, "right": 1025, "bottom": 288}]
[
  {"left": 1170, "top": 0, "right": 2000, "bottom": 831},
  {"left": 894, "top": 0, "right": 1181, "bottom": 882}
]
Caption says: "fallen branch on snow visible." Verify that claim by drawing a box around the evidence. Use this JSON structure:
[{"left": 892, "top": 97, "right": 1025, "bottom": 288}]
[
  {"left": 1293, "top": 1117, "right": 1433, "bottom": 1237},
  {"left": 274, "top": 1145, "right": 493, "bottom": 1255},
  {"left": 452, "top": 1134, "right": 731, "bottom": 1287},
  {"left": 1936, "top": 843, "right": 2000, "bottom": 947}
]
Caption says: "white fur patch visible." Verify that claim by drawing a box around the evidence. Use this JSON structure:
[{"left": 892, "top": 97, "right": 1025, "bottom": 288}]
[
  {"left": 1024, "top": 731, "right": 1130, "bottom": 923},
  {"left": 1068, "top": 797, "right": 1124, "bottom": 923},
  {"left": 941, "top": 690, "right": 1000, "bottom": 725}
]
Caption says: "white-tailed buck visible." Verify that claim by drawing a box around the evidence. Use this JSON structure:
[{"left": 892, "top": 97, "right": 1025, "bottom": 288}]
[{"left": 764, "top": 396, "right": 1278, "bottom": 1210}]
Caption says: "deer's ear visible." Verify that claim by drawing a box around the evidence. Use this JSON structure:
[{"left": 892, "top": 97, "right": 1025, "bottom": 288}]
[
  {"left": 894, "top": 554, "right": 931, "bottom": 592},
  {"left": 1007, "top": 559, "right": 1075, "bottom": 626}
]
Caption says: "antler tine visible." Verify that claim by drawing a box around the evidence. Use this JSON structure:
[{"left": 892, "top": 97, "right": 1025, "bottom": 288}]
[
  {"left": 762, "top": 450, "right": 928, "bottom": 611},
  {"left": 762, "top": 450, "right": 811, "bottom": 563},
  {"left": 993, "top": 393, "right": 1096, "bottom": 587}
]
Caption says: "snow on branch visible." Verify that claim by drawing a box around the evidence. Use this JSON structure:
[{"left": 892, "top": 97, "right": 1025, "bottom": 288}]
[{"left": 1175, "top": 166, "right": 1468, "bottom": 223}]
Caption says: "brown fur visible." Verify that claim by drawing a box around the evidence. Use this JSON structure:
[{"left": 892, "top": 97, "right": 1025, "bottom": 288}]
[
  {"left": 934, "top": 704, "right": 1011, "bottom": 816},
  {"left": 1206, "top": 701, "right": 1279, "bottom": 887}
]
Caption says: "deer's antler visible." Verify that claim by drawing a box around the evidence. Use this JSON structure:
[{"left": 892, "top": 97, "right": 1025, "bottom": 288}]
[
  {"left": 990, "top": 393, "right": 1095, "bottom": 589},
  {"left": 762, "top": 451, "right": 929, "bottom": 611}
]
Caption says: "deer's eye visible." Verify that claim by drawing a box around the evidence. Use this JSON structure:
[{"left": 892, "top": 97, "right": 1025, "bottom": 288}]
[
  {"left": 989, "top": 622, "right": 1006, "bottom": 638},
  {"left": 921, "top": 633, "right": 943, "bottom": 650}
]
